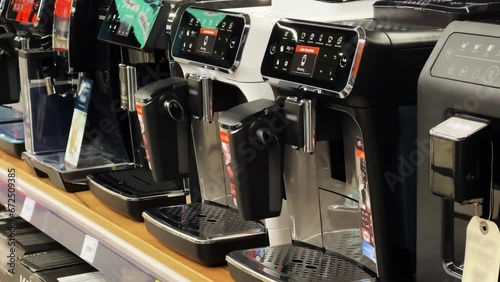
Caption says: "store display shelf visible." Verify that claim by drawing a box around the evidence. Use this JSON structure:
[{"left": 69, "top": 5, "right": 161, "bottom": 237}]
[{"left": 0, "top": 151, "right": 230, "bottom": 282}]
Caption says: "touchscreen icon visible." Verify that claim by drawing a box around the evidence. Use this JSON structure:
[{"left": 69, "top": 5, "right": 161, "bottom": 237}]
[
  {"left": 203, "top": 36, "right": 209, "bottom": 46},
  {"left": 310, "top": 33, "right": 315, "bottom": 40},
  {"left": 337, "top": 36, "right": 343, "bottom": 45},
  {"left": 319, "top": 34, "right": 323, "bottom": 42},
  {"left": 301, "top": 55, "right": 307, "bottom": 67},
  {"left": 301, "top": 32, "right": 306, "bottom": 39},
  {"left": 328, "top": 36, "right": 333, "bottom": 43}
]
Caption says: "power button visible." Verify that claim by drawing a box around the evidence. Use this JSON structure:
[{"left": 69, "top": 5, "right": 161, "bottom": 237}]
[{"left": 270, "top": 43, "right": 277, "bottom": 55}]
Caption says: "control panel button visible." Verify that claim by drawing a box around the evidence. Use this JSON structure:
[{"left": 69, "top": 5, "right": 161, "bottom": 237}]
[
  {"left": 230, "top": 37, "right": 237, "bottom": 49},
  {"left": 340, "top": 55, "right": 348, "bottom": 68},
  {"left": 447, "top": 65, "right": 456, "bottom": 75},
  {"left": 270, "top": 43, "right": 277, "bottom": 54},
  {"left": 472, "top": 69, "right": 481, "bottom": 79},
  {"left": 484, "top": 66, "right": 499, "bottom": 83}
]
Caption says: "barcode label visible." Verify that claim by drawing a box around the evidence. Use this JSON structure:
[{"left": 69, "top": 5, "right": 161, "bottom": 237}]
[
  {"left": 80, "top": 235, "right": 99, "bottom": 263},
  {"left": 20, "top": 197, "right": 36, "bottom": 221}
]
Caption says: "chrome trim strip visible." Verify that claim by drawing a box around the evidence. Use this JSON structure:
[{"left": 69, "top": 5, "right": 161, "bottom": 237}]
[
  {"left": 171, "top": 8, "right": 251, "bottom": 74},
  {"left": 88, "top": 177, "right": 186, "bottom": 202},
  {"left": 142, "top": 207, "right": 267, "bottom": 244},
  {"left": 263, "top": 18, "right": 367, "bottom": 99},
  {"left": 226, "top": 255, "right": 275, "bottom": 282}
]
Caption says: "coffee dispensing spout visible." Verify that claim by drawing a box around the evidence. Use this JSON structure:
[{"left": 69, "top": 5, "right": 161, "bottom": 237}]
[
  {"left": 218, "top": 96, "right": 315, "bottom": 221},
  {"left": 429, "top": 116, "right": 492, "bottom": 204}
]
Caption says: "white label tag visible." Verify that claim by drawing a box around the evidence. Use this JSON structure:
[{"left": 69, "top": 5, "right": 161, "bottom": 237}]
[
  {"left": 58, "top": 272, "right": 113, "bottom": 282},
  {"left": 463, "top": 216, "right": 500, "bottom": 282},
  {"left": 20, "top": 197, "right": 36, "bottom": 221},
  {"left": 80, "top": 235, "right": 99, "bottom": 264}
]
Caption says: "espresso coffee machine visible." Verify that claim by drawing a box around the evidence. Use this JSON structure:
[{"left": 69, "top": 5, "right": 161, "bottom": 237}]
[
  {"left": 0, "top": 1, "right": 24, "bottom": 157},
  {"left": 141, "top": 7, "right": 283, "bottom": 266},
  {"left": 86, "top": 0, "right": 272, "bottom": 221},
  {"left": 20, "top": 0, "right": 133, "bottom": 192},
  {"left": 217, "top": 16, "right": 445, "bottom": 281},
  {"left": 87, "top": 0, "right": 191, "bottom": 221},
  {"left": 417, "top": 20, "right": 500, "bottom": 281},
  {"left": 141, "top": 1, "right": 378, "bottom": 266}
]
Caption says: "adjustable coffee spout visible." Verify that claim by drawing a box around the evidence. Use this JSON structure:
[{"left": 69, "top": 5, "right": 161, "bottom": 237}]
[
  {"left": 429, "top": 116, "right": 491, "bottom": 204},
  {"left": 135, "top": 77, "right": 190, "bottom": 182},
  {"left": 283, "top": 96, "right": 316, "bottom": 153},
  {"left": 186, "top": 73, "right": 213, "bottom": 123}
]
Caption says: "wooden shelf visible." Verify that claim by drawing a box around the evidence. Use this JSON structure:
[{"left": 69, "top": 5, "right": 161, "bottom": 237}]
[{"left": 0, "top": 150, "right": 231, "bottom": 282}]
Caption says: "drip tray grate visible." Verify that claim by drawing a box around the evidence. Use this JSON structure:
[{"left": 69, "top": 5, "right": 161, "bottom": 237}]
[
  {"left": 99, "top": 168, "right": 184, "bottom": 196},
  {"left": 229, "top": 244, "right": 376, "bottom": 282},
  {"left": 153, "top": 202, "right": 266, "bottom": 240}
]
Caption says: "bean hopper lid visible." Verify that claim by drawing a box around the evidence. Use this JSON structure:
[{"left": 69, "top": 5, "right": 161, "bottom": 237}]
[{"left": 374, "top": 0, "right": 500, "bottom": 27}]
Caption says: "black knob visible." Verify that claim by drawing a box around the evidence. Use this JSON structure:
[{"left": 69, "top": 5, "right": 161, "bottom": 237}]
[
  {"left": 256, "top": 128, "right": 278, "bottom": 147},
  {"left": 164, "top": 99, "right": 185, "bottom": 121}
]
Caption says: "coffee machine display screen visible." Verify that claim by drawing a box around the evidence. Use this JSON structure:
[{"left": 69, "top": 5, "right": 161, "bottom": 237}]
[
  {"left": 431, "top": 32, "right": 500, "bottom": 88},
  {"left": 6, "top": 0, "right": 42, "bottom": 24},
  {"left": 262, "top": 20, "right": 359, "bottom": 94},
  {"left": 172, "top": 8, "right": 247, "bottom": 71},
  {"left": 97, "top": 0, "right": 162, "bottom": 50}
]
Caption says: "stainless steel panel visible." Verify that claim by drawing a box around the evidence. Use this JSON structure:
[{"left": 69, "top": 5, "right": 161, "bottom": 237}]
[
  {"left": 316, "top": 114, "right": 361, "bottom": 201},
  {"left": 191, "top": 116, "right": 228, "bottom": 205},
  {"left": 283, "top": 147, "right": 322, "bottom": 247}
]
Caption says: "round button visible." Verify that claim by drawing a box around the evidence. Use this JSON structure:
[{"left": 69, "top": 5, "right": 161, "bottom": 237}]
[
  {"left": 339, "top": 55, "right": 348, "bottom": 68},
  {"left": 270, "top": 43, "right": 277, "bottom": 54},
  {"left": 230, "top": 37, "right": 237, "bottom": 49},
  {"left": 484, "top": 66, "right": 499, "bottom": 83}
]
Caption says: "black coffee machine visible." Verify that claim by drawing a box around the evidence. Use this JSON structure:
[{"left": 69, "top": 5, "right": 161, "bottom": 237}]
[
  {"left": 20, "top": 0, "right": 133, "bottom": 192},
  {"left": 417, "top": 20, "right": 500, "bottom": 281},
  {"left": 0, "top": 0, "right": 24, "bottom": 157},
  {"left": 86, "top": 0, "right": 193, "bottom": 221},
  {"left": 216, "top": 3, "right": 500, "bottom": 280},
  {"left": 220, "top": 2, "right": 500, "bottom": 281},
  {"left": 86, "top": 0, "right": 271, "bottom": 221},
  {"left": 140, "top": 6, "right": 296, "bottom": 266}
]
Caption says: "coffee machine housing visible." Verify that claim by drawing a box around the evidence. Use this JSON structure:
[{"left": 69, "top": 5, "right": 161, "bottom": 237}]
[
  {"left": 417, "top": 20, "right": 500, "bottom": 281},
  {"left": 221, "top": 18, "right": 442, "bottom": 281}
]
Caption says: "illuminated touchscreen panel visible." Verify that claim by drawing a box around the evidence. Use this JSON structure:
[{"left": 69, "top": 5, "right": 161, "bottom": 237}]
[
  {"left": 171, "top": 8, "right": 247, "bottom": 71},
  {"left": 98, "top": 0, "right": 162, "bottom": 50},
  {"left": 6, "top": 0, "right": 42, "bottom": 24},
  {"left": 262, "top": 20, "right": 359, "bottom": 94}
]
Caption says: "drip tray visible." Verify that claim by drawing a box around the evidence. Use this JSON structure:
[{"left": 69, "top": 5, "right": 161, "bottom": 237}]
[
  {"left": 227, "top": 244, "right": 377, "bottom": 282},
  {"left": 143, "top": 202, "right": 269, "bottom": 266},
  {"left": 88, "top": 168, "right": 187, "bottom": 221},
  {"left": 22, "top": 152, "right": 133, "bottom": 192}
]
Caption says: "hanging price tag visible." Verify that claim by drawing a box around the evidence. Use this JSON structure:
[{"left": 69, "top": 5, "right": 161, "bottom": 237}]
[
  {"left": 80, "top": 235, "right": 99, "bottom": 264},
  {"left": 463, "top": 216, "right": 500, "bottom": 282},
  {"left": 20, "top": 197, "right": 36, "bottom": 221}
]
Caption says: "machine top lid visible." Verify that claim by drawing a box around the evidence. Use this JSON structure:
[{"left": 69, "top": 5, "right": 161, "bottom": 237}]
[
  {"left": 374, "top": 0, "right": 500, "bottom": 11},
  {"left": 374, "top": 0, "right": 500, "bottom": 27}
]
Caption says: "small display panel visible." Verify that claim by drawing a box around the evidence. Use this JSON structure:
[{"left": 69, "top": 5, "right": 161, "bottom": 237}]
[
  {"left": 171, "top": 8, "right": 247, "bottom": 71},
  {"left": 431, "top": 32, "right": 500, "bottom": 88},
  {"left": 6, "top": 0, "right": 42, "bottom": 24},
  {"left": 98, "top": 0, "right": 162, "bottom": 50},
  {"left": 261, "top": 20, "right": 360, "bottom": 94}
]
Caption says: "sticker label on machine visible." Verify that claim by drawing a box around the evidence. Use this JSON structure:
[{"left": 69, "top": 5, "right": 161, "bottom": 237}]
[
  {"left": 136, "top": 103, "right": 152, "bottom": 170},
  {"left": 355, "top": 137, "right": 377, "bottom": 266},
  {"left": 64, "top": 78, "right": 93, "bottom": 168},
  {"left": 220, "top": 130, "right": 237, "bottom": 207}
]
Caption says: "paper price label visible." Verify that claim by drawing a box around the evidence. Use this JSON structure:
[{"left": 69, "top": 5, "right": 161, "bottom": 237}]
[
  {"left": 463, "top": 216, "right": 500, "bottom": 282},
  {"left": 20, "top": 197, "right": 36, "bottom": 221},
  {"left": 80, "top": 235, "right": 99, "bottom": 264}
]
